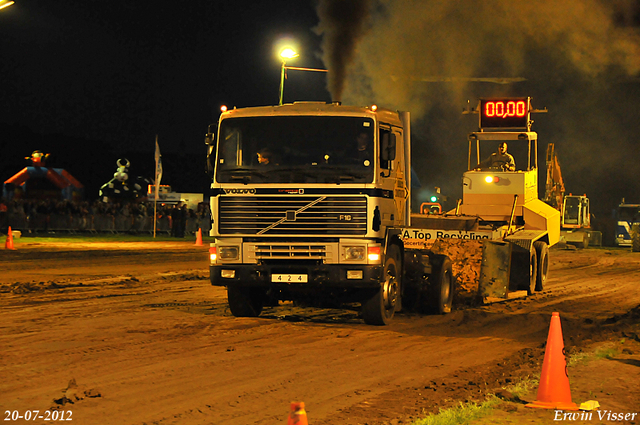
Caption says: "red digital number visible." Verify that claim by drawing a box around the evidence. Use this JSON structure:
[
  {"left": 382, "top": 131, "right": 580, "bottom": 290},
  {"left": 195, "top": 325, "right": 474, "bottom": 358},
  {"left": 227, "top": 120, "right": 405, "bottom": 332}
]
[{"left": 484, "top": 100, "right": 527, "bottom": 118}]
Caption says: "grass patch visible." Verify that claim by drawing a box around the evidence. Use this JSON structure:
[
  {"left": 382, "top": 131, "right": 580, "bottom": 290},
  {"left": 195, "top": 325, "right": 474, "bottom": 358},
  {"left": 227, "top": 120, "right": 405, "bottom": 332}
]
[
  {"left": 410, "top": 377, "right": 538, "bottom": 425},
  {"left": 507, "top": 376, "right": 538, "bottom": 398},
  {"left": 568, "top": 343, "right": 620, "bottom": 366},
  {"left": 593, "top": 345, "right": 619, "bottom": 360},
  {"left": 567, "top": 351, "right": 592, "bottom": 367},
  {"left": 411, "top": 397, "right": 501, "bottom": 425}
]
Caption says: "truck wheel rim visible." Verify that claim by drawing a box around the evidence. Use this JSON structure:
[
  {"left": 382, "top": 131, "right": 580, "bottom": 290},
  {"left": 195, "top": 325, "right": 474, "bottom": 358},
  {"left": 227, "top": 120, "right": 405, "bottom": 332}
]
[{"left": 383, "top": 277, "right": 398, "bottom": 310}]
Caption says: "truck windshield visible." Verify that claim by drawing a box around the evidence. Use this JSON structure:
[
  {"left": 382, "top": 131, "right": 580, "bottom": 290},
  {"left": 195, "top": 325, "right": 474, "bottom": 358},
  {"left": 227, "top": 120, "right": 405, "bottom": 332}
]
[
  {"left": 618, "top": 206, "right": 640, "bottom": 221},
  {"left": 215, "top": 116, "right": 375, "bottom": 184}
]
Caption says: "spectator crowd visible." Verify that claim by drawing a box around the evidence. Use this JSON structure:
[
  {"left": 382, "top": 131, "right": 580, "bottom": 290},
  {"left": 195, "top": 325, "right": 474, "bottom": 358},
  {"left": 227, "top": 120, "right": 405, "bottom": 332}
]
[{"left": 0, "top": 198, "right": 211, "bottom": 237}]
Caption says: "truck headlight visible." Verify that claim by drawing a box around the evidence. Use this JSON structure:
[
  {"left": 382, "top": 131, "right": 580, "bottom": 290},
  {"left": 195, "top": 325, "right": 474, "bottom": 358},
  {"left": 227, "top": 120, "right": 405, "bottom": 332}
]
[
  {"left": 219, "top": 246, "right": 239, "bottom": 260},
  {"left": 343, "top": 246, "right": 365, "bottom": 261}
]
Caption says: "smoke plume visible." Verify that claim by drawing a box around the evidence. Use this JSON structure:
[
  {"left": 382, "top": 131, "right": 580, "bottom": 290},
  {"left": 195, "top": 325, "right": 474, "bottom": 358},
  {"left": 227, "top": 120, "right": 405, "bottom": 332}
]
[
  {"left": 314, "top": 0, "right": 371, "bottom": 101},
  {"left": 317, "top": 0, "right": 640, "bottom": 114}
]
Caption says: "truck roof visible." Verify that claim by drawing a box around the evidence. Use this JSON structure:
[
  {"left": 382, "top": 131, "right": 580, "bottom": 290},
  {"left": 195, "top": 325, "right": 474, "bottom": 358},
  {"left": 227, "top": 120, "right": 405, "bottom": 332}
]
[{"left": 219, "top": 102, "right": 404, "bottom": 126}]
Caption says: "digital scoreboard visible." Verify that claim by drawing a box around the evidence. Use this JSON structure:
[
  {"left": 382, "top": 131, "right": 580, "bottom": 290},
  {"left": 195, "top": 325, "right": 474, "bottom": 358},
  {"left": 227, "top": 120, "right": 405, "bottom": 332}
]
[{"left": 479, "top": 97, "right": 530, "bottom": 129}]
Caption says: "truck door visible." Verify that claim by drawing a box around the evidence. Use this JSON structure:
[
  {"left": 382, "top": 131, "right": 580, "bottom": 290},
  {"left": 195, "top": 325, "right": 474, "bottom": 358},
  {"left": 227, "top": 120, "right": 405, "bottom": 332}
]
[{"left": 380, "top": 125, "right": 407, "bottom": 227}]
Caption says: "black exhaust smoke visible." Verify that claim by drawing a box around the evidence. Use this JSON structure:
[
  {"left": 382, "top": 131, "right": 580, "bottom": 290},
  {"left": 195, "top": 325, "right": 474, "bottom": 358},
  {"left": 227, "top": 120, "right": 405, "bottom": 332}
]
[{"left": 315, "top": 0, "right": 370, "bottom": 102}]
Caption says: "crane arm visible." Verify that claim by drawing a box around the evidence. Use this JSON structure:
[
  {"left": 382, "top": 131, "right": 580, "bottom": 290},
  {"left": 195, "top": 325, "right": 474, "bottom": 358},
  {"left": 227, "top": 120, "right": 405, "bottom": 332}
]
[{"left": 544, "top": 143, "right": 565, "bottom": 210}]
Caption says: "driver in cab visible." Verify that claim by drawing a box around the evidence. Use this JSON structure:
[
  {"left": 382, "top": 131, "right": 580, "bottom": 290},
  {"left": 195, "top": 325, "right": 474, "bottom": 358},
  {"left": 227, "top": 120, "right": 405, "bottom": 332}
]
[
  {"left": 476, "top": 142, "right": 515, "bottom": 171},
  {"left": 356, "top": 132, "right": 371, "bottom": 162}
]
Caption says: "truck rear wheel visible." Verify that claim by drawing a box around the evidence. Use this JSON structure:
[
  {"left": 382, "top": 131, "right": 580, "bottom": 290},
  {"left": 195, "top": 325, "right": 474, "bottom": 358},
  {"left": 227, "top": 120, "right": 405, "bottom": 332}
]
[
  {"left": 362, "top": 245, "right": 401, "bottom": 325},
  {"left": 533, "top": 241, "right": 548, "bottom": 292},
  {"left": 525, "top": 248, "right": 538, "bottom": 295},
  {"left": 427, "top": 257, "right": 453, "bottom": 314},
  {"left": 227, "top": 286, "right": 265, "bottom": 317},
  {"left": 511, "top": 249, "right": 537, "bottom": 295}
]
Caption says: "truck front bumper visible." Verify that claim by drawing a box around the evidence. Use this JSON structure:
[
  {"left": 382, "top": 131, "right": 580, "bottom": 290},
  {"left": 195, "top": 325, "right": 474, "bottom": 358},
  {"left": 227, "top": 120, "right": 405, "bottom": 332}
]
[{"left": 210, "top": 264, "right": 383, "bottom": 290}]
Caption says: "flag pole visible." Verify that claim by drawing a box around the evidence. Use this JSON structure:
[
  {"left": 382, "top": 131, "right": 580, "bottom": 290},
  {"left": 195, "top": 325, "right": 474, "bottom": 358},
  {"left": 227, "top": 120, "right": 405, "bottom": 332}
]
[
  {"left": 154, "top": 135, "right": 161, "bottom": 238},
  {"left": 153, "top": 191, "right": 157, "bottom": 238}
]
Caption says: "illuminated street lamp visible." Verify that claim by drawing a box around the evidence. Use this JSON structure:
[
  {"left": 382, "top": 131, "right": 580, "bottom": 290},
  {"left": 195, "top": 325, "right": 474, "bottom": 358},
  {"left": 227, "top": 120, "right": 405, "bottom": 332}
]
[
  {"left": 0, "top": 0, "right": 15, "bottom": 10},
  {"left": 279, "top": 48, "right": 299, "bottom": 105},
  {"left": 277, "top": 48, "right": 329, "bottom": 105}
]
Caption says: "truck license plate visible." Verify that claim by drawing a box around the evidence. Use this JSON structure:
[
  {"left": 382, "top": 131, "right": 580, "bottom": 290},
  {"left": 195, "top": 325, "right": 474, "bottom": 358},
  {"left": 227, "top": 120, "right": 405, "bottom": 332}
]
[{"left": 271, "top": 274, "right": 308, "bottom": 283}]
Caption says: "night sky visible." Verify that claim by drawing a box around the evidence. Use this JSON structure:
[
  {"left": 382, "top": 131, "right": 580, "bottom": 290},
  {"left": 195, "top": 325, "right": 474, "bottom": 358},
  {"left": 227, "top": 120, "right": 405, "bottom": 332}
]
[
  {"left": 2, "top": 0, "right": 640, "bottom": 222},
  {"left": 0, "top": 1, "right": 328, "bottom": 149}
]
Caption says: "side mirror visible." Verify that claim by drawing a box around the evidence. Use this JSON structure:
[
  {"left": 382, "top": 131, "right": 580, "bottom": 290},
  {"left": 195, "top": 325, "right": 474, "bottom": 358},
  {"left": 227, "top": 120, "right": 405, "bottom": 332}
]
[
  {"left": 381, "top": 133, "right": 396, "bottom": 162},
  {"left": 205, "top": 130, "right": 216, "bottom": 175},
  {"left": 205, "top": 123, "right": 217, "bottom": 145},
  {"left": 204, "top": 132, "right": 215, "bottom": 146}
]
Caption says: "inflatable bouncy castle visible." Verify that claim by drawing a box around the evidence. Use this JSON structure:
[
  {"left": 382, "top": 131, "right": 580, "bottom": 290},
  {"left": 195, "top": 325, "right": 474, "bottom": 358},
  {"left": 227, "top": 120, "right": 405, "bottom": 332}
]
[{"left": 2, "top": 151, "right": 84, "bottom": 200}]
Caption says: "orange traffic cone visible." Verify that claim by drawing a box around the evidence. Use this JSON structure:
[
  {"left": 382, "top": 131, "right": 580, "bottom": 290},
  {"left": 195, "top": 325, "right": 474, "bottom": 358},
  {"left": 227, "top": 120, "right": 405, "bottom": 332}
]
[
  {"left": 194, "top": 228, "right": 203, "bottom": 246},
  {"left": 287, "top": 401, "right": 308, "bottom": 425},
  {"left": 526, "top": 312, "right": 579, "bottom": 410},
  {"left": 5, "top": 226, "right": 15, "bottom": 250}
]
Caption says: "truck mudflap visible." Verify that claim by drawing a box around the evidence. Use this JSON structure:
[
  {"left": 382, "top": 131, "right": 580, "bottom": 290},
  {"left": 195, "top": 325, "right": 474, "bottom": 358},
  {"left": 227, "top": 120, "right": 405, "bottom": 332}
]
[
  {"left": 478, "top": 240, "right": 513, "bottom": 301},
  {"left": 210, "top": 264, "right": 383, "bottom": 290}
]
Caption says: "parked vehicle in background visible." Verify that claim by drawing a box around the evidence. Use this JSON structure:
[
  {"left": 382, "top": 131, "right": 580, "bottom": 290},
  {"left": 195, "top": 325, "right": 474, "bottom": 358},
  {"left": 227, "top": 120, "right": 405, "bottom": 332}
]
[
  {"left": 543, "top": 143, "right": 596, "bottom": 248},
  {"left": 615, "top": 200, "right": 640, "bottom": 250}
]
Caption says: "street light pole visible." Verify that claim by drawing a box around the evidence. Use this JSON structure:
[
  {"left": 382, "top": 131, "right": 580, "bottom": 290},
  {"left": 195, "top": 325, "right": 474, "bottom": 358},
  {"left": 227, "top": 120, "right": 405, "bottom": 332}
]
[
  {"left": 278, "top": 48, "right": 298, "bottom": 105},
  {"left": 277, "top": 47, "right": 329, "bottom": 105},
  {"left": 279, "top": 60, "right": 286, "bottom": 106}
]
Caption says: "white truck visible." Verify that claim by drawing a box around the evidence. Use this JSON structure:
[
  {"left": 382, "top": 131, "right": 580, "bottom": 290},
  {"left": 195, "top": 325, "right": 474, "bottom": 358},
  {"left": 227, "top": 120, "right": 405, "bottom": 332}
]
[{"left": 205, "top": 98, "right": 560, "bottom": 325}]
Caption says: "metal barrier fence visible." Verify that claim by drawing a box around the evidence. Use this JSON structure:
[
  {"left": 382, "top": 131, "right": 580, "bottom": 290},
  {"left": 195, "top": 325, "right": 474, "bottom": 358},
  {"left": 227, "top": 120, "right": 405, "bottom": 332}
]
[{"left": 1, "top": 211, "right": 211, "bottom": 235}]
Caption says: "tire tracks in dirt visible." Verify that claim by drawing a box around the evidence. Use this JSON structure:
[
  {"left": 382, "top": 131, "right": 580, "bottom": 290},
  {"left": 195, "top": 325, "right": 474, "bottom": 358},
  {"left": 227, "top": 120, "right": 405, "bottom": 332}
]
[{"left": 2, "top": 246, "right": 640, "bottom": 424}]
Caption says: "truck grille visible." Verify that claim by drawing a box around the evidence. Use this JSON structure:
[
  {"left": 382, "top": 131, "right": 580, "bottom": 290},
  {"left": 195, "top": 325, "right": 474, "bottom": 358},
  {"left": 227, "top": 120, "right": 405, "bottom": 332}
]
[
  {"left": 218, "top": 195, "right": 367, "bottom": 236},
  {"left": 254, "top": 244, "right": 327, "bottom": 260}
]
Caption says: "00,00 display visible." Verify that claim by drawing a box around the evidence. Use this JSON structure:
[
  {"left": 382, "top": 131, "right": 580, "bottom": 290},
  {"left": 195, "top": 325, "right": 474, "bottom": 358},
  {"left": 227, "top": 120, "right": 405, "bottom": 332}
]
[
  {"left": 480, "top": 99, "right": 529, "bottom": 128},
  {"left": 484, "top": 100, "right": 527, "bottom": 118}
]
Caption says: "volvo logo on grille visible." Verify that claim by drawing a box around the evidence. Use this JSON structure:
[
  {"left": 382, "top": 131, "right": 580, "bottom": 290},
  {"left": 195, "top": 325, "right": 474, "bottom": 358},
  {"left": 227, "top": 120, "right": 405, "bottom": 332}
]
[
  {"left": 286, "top": 210, "right": 296, "bottom": 221},
  {"left": 223, "top": 188, "right": 256, "bottom": 195}
]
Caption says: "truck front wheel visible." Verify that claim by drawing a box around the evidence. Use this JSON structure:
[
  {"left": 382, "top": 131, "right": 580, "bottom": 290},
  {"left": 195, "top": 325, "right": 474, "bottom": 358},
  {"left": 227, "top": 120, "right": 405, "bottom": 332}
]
[
  {"left": 227, "top": 286, "right": 265, "bottom": 317},
  {"left": 362, "top": 245, "right": 401, "bottom": 325}
]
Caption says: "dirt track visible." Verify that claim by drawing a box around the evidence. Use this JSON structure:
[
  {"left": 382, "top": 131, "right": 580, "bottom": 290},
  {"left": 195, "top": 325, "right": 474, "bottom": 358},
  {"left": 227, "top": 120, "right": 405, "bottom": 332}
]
[{"left": 1, "top": 242, "right": 639, "bottom": 424}]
